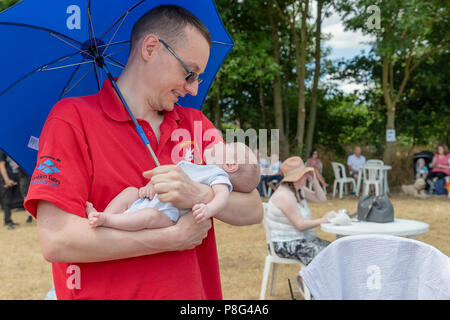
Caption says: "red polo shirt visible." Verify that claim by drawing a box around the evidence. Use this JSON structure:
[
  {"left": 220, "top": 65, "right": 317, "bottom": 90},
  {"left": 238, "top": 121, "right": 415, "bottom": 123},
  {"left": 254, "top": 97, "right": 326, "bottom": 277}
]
[{"left": 25, "top": 79, "right": 223, "bottom": 300}]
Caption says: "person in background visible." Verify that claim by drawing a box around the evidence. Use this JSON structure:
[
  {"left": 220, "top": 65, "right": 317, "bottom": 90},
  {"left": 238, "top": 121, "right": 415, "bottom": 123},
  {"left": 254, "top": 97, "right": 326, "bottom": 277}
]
[
  {"left": 429, "top": 145, "right": 450, "bottom": 180},
  {"left": 427, "top": 144, "right": 450, "bottom": 193},
  {"left": 306, "top": 150, "right": 328, "bottom": 189},
  {"left": 0, "top": 150, "right": 21, "bottom": 229},
  {"left": 415, "top": 158, "right": 429, "bottom": 180},
  {"left": 346, "top": 146, "right": 366, "bottom": 182},
  {"left": 265, "top": 152, "right": 283, "bottom": 191},
  {"left": 266, "top": 156, "right": 331, "bottom": 266},
  {"left": 255, "top": 149, "right": 270, "bottom": 196}
]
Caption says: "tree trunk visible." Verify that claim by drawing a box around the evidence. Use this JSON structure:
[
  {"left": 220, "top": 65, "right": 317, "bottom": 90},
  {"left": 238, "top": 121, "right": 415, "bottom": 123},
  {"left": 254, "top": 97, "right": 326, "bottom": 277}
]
[
  {"left": 305, "top": 0, "right": 322, "bottom": 158},
  {"left": 284, "top": 81, "right": 289, "bottom": 141},
  {"left": 383, "top": 108, "right": 396, "bottom": 164},
  {"left": 269, "top": 6, "right": 289, "bottom": 159},
  {"left": 294, "top": 0, "right": 309, "bottom": 157},
  {"left": 258, "top": 80, "right": 266, "bottom": 129}
]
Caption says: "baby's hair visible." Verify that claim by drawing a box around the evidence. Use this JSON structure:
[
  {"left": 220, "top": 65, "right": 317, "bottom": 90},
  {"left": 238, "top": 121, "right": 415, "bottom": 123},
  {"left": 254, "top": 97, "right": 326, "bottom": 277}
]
[
  {"left": 227, "top": 142, "right": 260, "bottom": 193},
  {"left": 229, "top": 163, "right": 260, "bottom": 193}
]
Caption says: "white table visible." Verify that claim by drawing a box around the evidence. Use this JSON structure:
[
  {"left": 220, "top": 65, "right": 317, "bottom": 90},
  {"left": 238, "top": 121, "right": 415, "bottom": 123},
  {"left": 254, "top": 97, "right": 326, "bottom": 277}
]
[
  {"left": 321, "top": 218, "right": 429, "bottom": 240},
  {"left": 355, "top": 164, "right": 392, "bottom": 195}
]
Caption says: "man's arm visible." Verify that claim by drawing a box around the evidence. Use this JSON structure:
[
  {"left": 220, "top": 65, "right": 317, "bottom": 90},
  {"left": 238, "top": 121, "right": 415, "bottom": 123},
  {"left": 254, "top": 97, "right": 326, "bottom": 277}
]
[
  {"left": 36, "top": 200, "right": 211, "bottom": 263},
  {"left": 215, "top": 189, "right": 263, "bottom": 226}
]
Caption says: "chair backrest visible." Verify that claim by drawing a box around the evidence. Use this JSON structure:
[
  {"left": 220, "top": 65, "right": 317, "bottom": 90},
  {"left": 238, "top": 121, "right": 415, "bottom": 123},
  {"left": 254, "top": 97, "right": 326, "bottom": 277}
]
[
  {"left": 362, "top": 163, "right": 383, "bottom": 181},
  {"left": 331, "top": 162, "right": 346, "bottom": 179},
  {"left": 300, "top": 234, "right": 450, "bottom": 300},
  {"left": 262, "top": 203, "right": 278, "bottom": 258},
  {"left": 367, "top": 159, "right": 384, "bottom": 166}
]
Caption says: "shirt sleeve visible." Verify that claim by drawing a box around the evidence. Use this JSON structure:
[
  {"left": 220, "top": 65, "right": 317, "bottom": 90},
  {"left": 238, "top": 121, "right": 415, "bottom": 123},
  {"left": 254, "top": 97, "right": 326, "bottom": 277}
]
[
  {"left": 24, "top": 114, "right": 93, "bottom": 219},
  {"left": 208, "top": 169, "right": 233, "bottom": 193}
]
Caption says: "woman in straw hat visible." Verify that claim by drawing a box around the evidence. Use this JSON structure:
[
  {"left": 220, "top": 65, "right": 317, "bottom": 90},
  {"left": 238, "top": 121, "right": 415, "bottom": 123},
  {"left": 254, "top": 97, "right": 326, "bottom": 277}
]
[{"left": 265, "top": 156, "right": 332, "bottom": 265}]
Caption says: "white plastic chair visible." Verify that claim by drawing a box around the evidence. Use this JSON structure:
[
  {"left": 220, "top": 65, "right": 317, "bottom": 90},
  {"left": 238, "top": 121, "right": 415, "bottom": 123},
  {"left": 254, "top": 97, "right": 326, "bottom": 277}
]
[
  {"left": 367, "top": 159, "right": 384, "bottom": 166},
  {"left": 259, "top": 203, "right": 311, "bottom": 300},
  {"left": 361, "top": 164, "right": 384, "bottom": 196},
  {"left": 300, "top": 234, "right": 450, "bottom": 300},
  {"left": 331, "top": 162, "right": 356, "bottom": 199}
]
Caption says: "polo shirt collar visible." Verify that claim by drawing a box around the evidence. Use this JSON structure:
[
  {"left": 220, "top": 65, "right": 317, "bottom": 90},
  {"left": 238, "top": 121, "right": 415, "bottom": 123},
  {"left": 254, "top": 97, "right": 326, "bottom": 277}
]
[{"left": 98, "top": 79, "right": 181, "bottom": 123}]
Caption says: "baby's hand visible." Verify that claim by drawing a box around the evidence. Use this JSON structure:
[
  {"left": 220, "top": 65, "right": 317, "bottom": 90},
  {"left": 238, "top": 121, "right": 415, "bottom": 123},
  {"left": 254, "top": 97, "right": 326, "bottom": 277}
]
[
  {"left": 139, "top": 183, "right": 156, "bottom": 199},
  {"left": 192, "top": 203, "right": 211, "bottom": 223}
]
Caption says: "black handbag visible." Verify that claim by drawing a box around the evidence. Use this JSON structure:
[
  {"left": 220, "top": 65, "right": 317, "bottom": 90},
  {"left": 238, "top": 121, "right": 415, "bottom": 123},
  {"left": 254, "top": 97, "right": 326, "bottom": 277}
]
[{"left": 350, "top": 194, "right": 394, "bottom": 223}]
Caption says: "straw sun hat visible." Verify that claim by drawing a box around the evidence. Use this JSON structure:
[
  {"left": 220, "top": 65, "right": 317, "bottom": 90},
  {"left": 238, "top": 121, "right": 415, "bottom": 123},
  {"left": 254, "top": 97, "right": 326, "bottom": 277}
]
[{"left": 280, "top": 156, "right": 314, "bottom": 183}]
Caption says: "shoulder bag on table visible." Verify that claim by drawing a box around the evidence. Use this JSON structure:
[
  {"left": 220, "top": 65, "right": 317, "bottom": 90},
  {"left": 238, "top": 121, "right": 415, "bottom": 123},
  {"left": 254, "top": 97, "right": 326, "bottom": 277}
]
[{"left": 350, "top": 194, "right": 394, "bottom": 223}]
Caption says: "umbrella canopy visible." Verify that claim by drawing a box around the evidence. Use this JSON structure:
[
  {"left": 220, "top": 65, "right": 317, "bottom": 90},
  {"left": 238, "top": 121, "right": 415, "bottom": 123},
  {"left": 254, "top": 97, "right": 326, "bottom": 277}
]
[{"left": 0, "top": 0, "right": 233, "bottom": 175}]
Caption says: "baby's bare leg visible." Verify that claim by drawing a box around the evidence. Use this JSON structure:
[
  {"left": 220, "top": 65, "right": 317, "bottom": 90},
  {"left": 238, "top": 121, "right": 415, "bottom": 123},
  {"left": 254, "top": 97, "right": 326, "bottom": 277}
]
[
  {"left": 87, "top": 187, "right": 142, "bottom": 229},
  {"left": 103, "top": 187, "right": 140, "bottom": 214},
  {"left": 95, "top": 207, "right": 174, "bottom": 231}
]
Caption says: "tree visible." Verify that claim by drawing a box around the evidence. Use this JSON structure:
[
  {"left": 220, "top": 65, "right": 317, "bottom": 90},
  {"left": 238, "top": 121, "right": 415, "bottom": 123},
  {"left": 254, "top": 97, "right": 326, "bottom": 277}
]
[
  {"left": 274, "top": 0, "right": 311, "bottom": 155},
  {"left": 305, "top": 0, "right": 328, "bottom": 158},
  {"left": 335, "top": 0, "right": 450, "bottom": 164}
]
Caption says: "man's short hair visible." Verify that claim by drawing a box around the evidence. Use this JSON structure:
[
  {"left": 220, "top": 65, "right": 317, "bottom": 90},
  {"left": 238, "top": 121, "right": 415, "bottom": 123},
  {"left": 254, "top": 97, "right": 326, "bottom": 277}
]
[{"left": 130, "top": 5, "right": 212, "bottom": 52}]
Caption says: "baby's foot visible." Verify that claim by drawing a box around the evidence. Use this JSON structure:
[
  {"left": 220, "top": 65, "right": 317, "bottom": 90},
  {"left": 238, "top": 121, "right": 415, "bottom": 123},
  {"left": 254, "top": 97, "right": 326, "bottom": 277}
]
[
  {"left": 88, "top": 211, "right": 107, "bottom": 228},
  {"left": 86, "top": 202, "right": 105, "bottom": 228}
]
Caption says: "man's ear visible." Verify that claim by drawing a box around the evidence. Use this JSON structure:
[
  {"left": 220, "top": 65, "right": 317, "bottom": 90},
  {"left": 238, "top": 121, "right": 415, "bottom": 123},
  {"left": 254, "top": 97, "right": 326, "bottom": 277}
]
[
  {"left": 141, "top": 34, "right": 159, "bottom": 62},
  {"left": 223, "top": 163, "right": 239, "bottom": 173}
]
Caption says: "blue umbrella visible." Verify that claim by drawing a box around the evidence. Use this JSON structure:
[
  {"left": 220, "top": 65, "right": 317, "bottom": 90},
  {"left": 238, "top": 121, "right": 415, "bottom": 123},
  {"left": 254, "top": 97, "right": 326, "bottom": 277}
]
[{"left": 0, "top": 0, "right": 233, "bottom": 174}]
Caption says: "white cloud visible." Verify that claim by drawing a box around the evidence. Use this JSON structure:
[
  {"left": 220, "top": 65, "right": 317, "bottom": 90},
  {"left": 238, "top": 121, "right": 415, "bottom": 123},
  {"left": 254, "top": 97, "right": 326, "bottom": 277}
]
[
  {"left": 323, "top": 23, "right": 372, "bottom": 50},
  {"left": 309, "top": 2, "right": 374, "bottom": 57}
]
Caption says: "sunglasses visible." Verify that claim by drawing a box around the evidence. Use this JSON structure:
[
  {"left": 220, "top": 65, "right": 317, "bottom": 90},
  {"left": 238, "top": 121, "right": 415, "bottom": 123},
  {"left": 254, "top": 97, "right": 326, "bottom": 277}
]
[{"left": 159, "top": 39, "right": 203, "bottom": 85}]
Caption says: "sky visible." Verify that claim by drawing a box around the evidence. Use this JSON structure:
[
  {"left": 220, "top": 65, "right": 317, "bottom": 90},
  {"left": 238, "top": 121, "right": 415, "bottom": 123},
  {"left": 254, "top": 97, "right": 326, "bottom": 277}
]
[{"left": 317, "top": 4, "right": 375, "bottom": 94}]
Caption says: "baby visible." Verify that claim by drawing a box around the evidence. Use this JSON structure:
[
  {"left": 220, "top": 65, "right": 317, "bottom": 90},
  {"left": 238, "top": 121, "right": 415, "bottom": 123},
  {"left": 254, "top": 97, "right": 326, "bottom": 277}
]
[
  {"left": 415, "top": 158, "right": 428, "bottom": 180},
  {"left": 86, "top": 142, "right": 260, "bottom": 231}
]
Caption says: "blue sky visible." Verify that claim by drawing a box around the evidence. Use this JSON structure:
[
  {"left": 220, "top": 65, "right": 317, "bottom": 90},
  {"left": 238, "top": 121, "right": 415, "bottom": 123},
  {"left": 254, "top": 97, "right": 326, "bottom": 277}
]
[{"left": 318, "top": 4, "right": 374, "bottom": 93}]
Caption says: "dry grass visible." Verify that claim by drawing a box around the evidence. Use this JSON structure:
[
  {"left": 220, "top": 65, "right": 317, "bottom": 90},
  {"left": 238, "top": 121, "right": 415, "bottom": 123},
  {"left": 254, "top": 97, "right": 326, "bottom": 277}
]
[{"left": 0, "top": 194, "right": 449, "bottom": 300}]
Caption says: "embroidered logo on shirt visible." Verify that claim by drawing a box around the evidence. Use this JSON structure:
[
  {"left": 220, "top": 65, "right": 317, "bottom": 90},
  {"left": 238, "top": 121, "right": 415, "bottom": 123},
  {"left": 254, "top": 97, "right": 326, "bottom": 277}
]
[
  {"left": 37, "top": 159, "right": 61, "bottom": 174},
  {"left": 31, "top": 157, "right": 62, "bottom": 189}
]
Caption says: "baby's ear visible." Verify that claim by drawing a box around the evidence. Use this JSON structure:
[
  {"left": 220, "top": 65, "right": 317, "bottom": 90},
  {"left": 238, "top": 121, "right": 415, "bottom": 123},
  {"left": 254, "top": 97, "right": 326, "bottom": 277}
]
[{"left": 223, "top": 163, "right": 239, "bottom": 173}]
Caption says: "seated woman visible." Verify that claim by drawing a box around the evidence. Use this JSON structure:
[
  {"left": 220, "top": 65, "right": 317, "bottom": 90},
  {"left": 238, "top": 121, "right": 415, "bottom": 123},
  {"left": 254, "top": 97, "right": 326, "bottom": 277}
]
[
  {"left": 266, "top": 156, "right": 332, "bottom": 266},
  {"left": 429, "top": 144, "right": 450, "bottom": 181},
  {"left": 306, "top": 150, "right": 328, "bottom": 189}
]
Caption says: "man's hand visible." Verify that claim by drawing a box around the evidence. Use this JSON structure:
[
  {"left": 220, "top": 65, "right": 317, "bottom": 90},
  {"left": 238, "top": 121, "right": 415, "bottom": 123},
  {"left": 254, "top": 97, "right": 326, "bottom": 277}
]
[
  {"left": 170, "top": 213, "right": 212, "bottom": 250},
  {"left": 4, "top": 178, "right": 17, "bottom": 187},
  {"left": 143, "top": 165, "right": 213, "bottom": 209}
]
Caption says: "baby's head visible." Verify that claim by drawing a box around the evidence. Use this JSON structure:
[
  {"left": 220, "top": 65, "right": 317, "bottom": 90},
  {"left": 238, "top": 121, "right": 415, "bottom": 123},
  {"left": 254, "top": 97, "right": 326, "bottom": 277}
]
[
  {"left": 203, "top": 142, "right": 260, "bottom": 193},
  {"left": 417, "top": 158, "right": 425, "bottom": 168}
]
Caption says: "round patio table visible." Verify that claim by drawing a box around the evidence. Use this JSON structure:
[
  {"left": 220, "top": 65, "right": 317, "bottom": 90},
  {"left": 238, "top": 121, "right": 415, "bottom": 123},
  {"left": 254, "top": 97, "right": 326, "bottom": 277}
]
[{"left": 321, "top": 218, "right": 429, "bottom": 240}]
